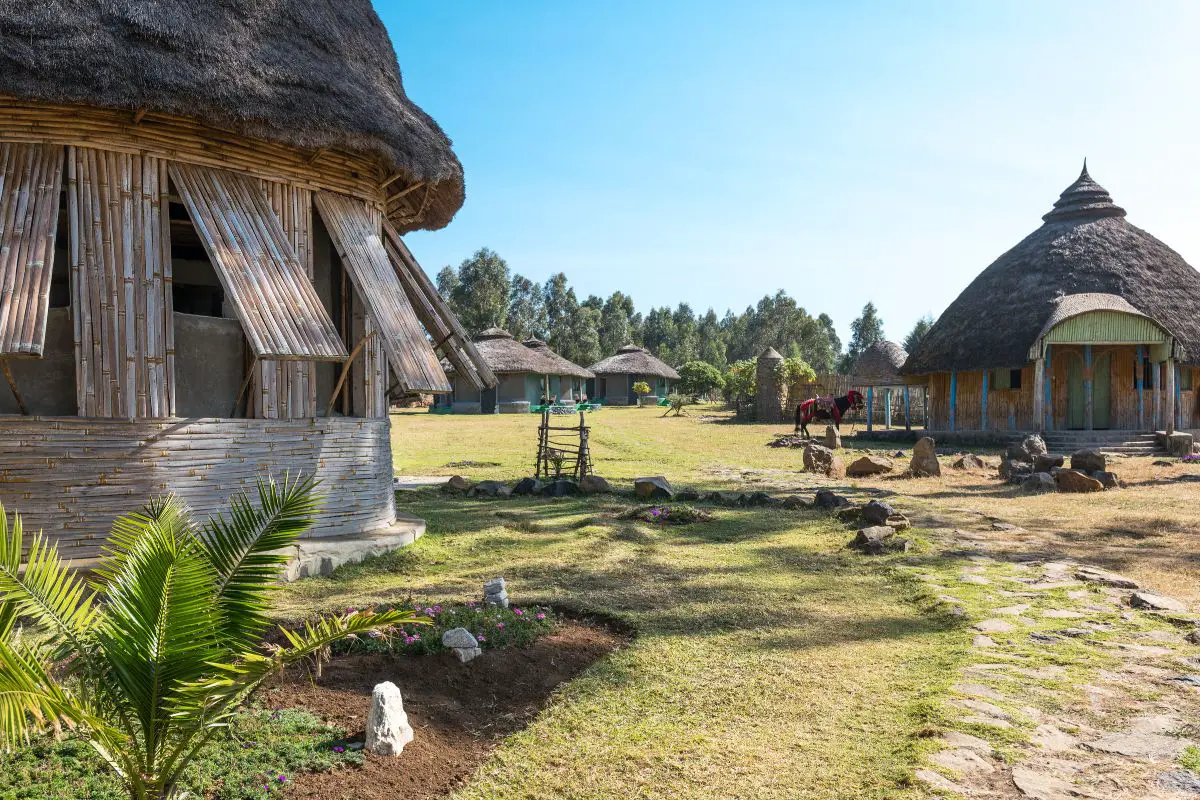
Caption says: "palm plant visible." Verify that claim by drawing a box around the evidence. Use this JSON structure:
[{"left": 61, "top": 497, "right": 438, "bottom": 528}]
[{"left": 0, "top": 475, "right": 425, "bottom": 800}]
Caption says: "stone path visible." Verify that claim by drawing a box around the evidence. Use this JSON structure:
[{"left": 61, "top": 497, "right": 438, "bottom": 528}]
[{"left": 903, "top": 513, "right": 1200, "bottom": 799}]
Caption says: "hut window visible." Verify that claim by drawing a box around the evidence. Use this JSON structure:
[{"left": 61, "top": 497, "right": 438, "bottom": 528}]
[{"left": 990, "top": 369, "right": 1022, "bottom": 391}]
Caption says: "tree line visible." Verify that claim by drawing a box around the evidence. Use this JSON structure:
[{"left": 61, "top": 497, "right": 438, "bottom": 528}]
[{"left": 436, "top": 247, "right": 935, "bottom": 378}]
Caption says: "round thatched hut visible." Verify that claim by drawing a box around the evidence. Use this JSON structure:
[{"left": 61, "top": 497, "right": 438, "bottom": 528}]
[
  {"left": 0, "top": 0, "right": 493, "bottom": 574},
  {"left": 849, "top": 340, "right": 911, "bottom": 431},
  {"left": 903, "top": 164, "right": 1200, "bottom": 435},
  {"left": 755, "top": 347, "right": 786, "bottom": 422},
  {"left": 587, "top": 345, "right": 680, "bottom": 405},
  {"left": 440, "top": 329, "right": 590, "bottom": 413}
]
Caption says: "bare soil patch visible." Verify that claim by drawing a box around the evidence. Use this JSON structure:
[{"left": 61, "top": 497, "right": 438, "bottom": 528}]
[{"left": 261, "top": 620, "right": 626, "bottom": 800}]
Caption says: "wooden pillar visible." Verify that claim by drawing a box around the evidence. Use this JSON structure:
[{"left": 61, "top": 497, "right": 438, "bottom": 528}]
[
  {"left": 1083, "top": 344, "right": 1094, "bottom": 431},
  {"left": 866, "top": 386, "right": 874, "bottom": 432},
  {"left": 981, "top": 369, "right": 989, "bottom": 431},
  {"left": 1136, "top": 345, "right": 1145, "bottom": 430},
  {"left": 949, "top": 370, "right": 957, "bottom": 432},
  {"left": 903, "top": 385, "right": 911, "bottom": 431},
  {"left": 1175, "top": 363, "right": 1183, "bottom": 431},
  {"left": 1033, "top": 355, "right": 1045, "bottom": 432},
  {"left": 1152, "top": 360, "right": 1161, "bottom": 430},
  {"left": 885, "top": 388, "right": 893, "bottom": 430},
  {"left": 1166, "top": 357, "right": 1177, "bottom": 435},
  {"left": 1044, "top": 344, "right": 1053, "bottom": 431}
]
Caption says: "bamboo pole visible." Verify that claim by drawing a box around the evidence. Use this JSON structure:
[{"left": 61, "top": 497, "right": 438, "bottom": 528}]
[
  {"left": 230, "top": 356, "right": 260, "bottom": 418},
  {"left": 0, "top": 360, "right": 27, "bottom": 415},
  {"left": 325, "top": 332, "right": 377, "bottom": 417}
]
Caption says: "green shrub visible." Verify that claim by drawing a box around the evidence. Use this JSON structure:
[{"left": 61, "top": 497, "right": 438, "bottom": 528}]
[
  {"left": 632, "top": 381, "right": 652, "bottom": 398},
  {"left": 332, "top": 602, "right": 557, "bottom": 657}
]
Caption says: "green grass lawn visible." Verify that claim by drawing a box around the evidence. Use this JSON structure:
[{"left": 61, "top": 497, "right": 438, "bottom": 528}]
[{"left": 278, "top": 407, "right": 970, "bottom": 799}]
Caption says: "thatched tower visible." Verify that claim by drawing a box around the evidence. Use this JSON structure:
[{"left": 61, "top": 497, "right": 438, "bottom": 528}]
[
  {"left": 904, "top": 163, "right": 1200, "bottom": 435},
  {"left": 587, "top": 345, "right": 680, "bottom": 405},
  {"left": 755, "top": 347, "right": 785, "bottom": 422},
  {"left": 440, "top": 329, "right": 592, "bottom": 413},
  {"left": 0, "top": 0, "right": 493, "bottom": 574},
  {"left": 849, "top": 341, "right": 910, "bottom": 431}
]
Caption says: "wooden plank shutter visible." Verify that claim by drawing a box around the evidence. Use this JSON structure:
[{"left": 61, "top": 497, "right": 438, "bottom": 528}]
[
  {"left": 0, "top": 143, "right": 65, "bottom": 358},
  {"left": 381, "top": 219, "right": 497, "bottom": 392},
  {"left": 313, "top": 191, "right": 450, "bottom": 393},
  {"left": 69, "top": 147, "right": 173, "bottom": 418},
  {"left": 168, "top": 163, "right": 346, "bottom": 361}
]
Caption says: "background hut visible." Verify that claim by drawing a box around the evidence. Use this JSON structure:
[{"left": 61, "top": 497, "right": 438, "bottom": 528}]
[
  {"left": 523, "top": 338, "right": 594, "bottom": 402},
  {"left": 904, "top": 164, "right": 1200, "bottom": 437},
  {"left": 755, "top": 347, "right": 786, "bottom": 422},
  {"left": 587, "top": 345, "right": 680, "bottom": 405},
  {"left": 849, "top": 340, "right": 919, "bottom": 431},
  {"left": 0, "top": 0, "right": 493, "bottom": 575},
  {"left": 441, "top": 329, "right": 588, "bottom": 413}
]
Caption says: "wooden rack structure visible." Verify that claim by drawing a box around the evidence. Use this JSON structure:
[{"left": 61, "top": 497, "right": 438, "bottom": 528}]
[{"left": 534, "top": 409, "right": 593, "bottom": 481}]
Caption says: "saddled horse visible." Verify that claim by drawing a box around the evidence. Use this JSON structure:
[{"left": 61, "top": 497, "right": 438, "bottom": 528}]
[{"left": 794, "top": 390, "right": 865, "bottom": 438}]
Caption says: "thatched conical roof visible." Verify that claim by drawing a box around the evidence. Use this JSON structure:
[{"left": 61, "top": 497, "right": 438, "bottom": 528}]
[
  {"left": 445, "top": 329, "right": 563, "bottom": 377},
  {"left": 758, "top": 346, "right": 784, "bottom": 361},
  {"left": 904, "top": 164, "right": 1200, "bottom": 372},
  {"left": 522, "top": 339, "right": 593, "bottom": 379},
  {"left": 0, "top": 0, "right": 463, "bottom": 232},
  {"left": 850, "top": 340, "right": 908, "bottom": 385},
  {"left": 588, "top": 345, "right": 681, "bottom": 380}
]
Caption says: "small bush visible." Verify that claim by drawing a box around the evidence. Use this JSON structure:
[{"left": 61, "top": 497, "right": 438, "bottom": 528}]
[
  {"left": 625, "top": 505, "right": 714, "bottom": 525},
  {"left": 332, "top": 602, "right": 557, "bottom": 657}
]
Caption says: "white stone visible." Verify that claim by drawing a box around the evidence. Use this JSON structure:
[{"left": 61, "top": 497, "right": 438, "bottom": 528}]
[
  {"left": 365, "top": 681, "right": 414, "bottom": 756},
  {"left": 442, "top": 627, "right": 480, "bottom": 649}
]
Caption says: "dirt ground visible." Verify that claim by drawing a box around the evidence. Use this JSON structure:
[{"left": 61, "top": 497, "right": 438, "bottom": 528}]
[{"left": 261, "top": 620, "right": 626, "bottom": 800}]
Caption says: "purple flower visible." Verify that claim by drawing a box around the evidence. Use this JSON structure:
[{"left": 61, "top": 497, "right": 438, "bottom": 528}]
[
  {"left": 477, "top": 634, "right": 487, "bottom": 642},
  {"left": 333, "top": 745, "right": 345, "bottom": 753},
  {"left": 514, "top": 608, "right": 524, "bottom": 616},
  {"left": 496, "top": 622, "right": 505, "bottom": 629},
  {"left": 367, "top": 630, "right": 381, "bottom": 638},
  {"left": 277, "top": 774, "right": 287, "bottom": 782},
  {"left": 536, "top": 612, "right": 546, "bottom": 620}
]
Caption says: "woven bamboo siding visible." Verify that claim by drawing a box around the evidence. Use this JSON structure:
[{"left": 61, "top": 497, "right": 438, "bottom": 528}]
[
  {"left": 0, "top": 417, "right": 396, "bottom": 560},
  {"left": 0, "top": 101, "right": 382, "bottom": 207},
  {"left": 68, "top": 147, "right": 173, "bottom": 418},
  {"left": 0, "top": 143, "right": 65, "bottom": 357},
  {"left": 1044, "top": 311, "right": 1166, "bottom": 346},
  {"left": 382, "top": 220, "right": 497, "bottom": 391},
  {"left": 314, "top": 191, "right": 449, "bottom": 393},
  {"left": 169, "top": 163, "right": 346, "bottom": 362}
]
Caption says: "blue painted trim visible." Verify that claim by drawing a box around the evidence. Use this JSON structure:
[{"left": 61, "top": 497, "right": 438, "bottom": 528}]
[
  {"left": 1136, "top": 345, "right": 1144, "bottom": 429},
  {"left": 866, "top": 386, "right": 874, "bottom": 432},
  {"left": 981, "top": 369, "right": 989, "bottom": 431},
  {"left": 949, "top": 370, "right": 957, "bottom": 432},
  {"left": 903, "top": 385, "right": 911, "bottom": 430},
  {"left": 1044, "top": 345, "right": 1053, "bottom": 431},
  {"left": 1176, "top": 363, "right": 1183, "bottom": 429}
]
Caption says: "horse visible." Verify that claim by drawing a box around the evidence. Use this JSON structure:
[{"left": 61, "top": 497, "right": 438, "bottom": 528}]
[{"left": 794, "top": 390, "right": 865, "bottom": 438}]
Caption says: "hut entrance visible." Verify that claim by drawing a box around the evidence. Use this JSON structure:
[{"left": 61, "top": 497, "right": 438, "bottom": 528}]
[{"left": 1065, "top": 350, "right": 1111, "bottom": 429}]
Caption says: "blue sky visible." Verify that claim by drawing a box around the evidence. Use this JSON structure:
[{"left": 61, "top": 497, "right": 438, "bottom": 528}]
[{"left": 378, "top": 1, "right": 1200, "bottom": 346}]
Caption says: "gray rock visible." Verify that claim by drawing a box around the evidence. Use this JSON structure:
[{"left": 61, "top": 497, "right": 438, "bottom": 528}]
[
  {"left": 952, "top": 452, "right": 986, "bottom": 470},
  {"left": 1005, "top": 442, "right": 1033, "bottom": 463},
  {"left": 1186, "top": 628, "right": 1200, "bottom": 645},
  {"left": 634, "top": 476, "right": 674, "bottom": 499},
  {"left": 540, "top": 479, "right": 580, "bottom": 497},
  {"left": 1022, "top": 434, "right": 1049, "bottom": 458},
  {"left": 860, "top": 499, "right": 895, "bottom": 525},
  {"left": 483, "top": 577, "right": 509, "bottom": 608},
  {"left": 1168, "top": 432, "right": 1195, "bottom": 457},
  {"left": 1000, "top": 457, "right": 1033, "bottom": 482},
  {"left": 1021, "top": 472, "right": 1056, "bottom": 493},
  {"left": 813, "top": 488, "right": 849, "bottom": 509},
  {"left": 909, "top": 436, "right": 941, "bottom": 477},
  {"left": 1087, "top": 730, "right": 1189, "bottom": 760},
  {"left": 781, "top": 495, "right": 810, "bottom": 510},
  {"left": 469, "top": 480, "right": 511, "bottom": 498},
  {"left": 802, "top": 443, "right": 844, "bottom": 477},
  {"left": 365, "top": 682, "right": 414, "bottom": 756},
  {"left": 1092, "top": 470, "right": 1120, "bottom": 489},
  {"left": 1075, "top": 566, "right": 1139, "bottom": 589},
  {"left": 579, "top": 475, "right": 611, "bottom": 494},
  {"left": 676, "top": 489, "right": 700, "bottom": 501},
  {"left": 510, "top": 477, "right": 542, "bottom": 495},
  {"left": 851, "top": 526, "right": 909, "bottom": 555},
  {"left": 1033, "top": 453, "right": 1064, "bottom": 473},
  {"left": 444, "top": 475, "right": 471, "bottom": 493},
  {"left": 442, "top": 627, "right": 480, "bottom": 649},
  {"left": 1158, "top": 770, "right": 1200, "bottom": 794},
  {"left": 1054, "top": 469, "right": 1104, "bottom": 493},
  {"left": 1070, "top": 448, "right": 1106, "bottom": 473},
  {"left": 1130, "top": 591, "right": 1186, "bottom": 612},
  {"left": 846, "top": 454, "right": 893, "bottom": 477},
  {"left": 823, "top": 424, "right": 841, "bottom": 450},
  {"left": 1011, "top": 766, "right": 1076, "bottom": 800}
]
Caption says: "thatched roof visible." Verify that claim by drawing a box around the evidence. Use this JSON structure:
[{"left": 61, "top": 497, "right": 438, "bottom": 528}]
[
  {"left": 904, "top": 164, "right": 1200, "bottom": 372},
  {"left": 588, "top": 345, "right": 681, "bottom": 380},
  {"left": 758, "top": 346, "right": 784, "bottom": 361},
  {"left": 850, "top": 340, "right": 908, "bottom": 385},
  {"left": 0, "top": 0, "right": 463, "bottom": 232},
  {"left": 522, "top": 339, "right": 593, "bottom": 379},
  {"left": 445, "top": 329, "right": 567, "bottom": 377}
]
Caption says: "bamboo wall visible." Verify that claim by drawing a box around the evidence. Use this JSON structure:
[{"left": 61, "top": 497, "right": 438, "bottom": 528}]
[{"left": 0, "top": 417, "right": 396, "bottom": 560}]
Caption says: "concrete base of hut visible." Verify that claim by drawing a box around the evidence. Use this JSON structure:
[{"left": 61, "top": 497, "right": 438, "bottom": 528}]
[{"left": 278, "top": 514, "right": 425, "bottom": 581}]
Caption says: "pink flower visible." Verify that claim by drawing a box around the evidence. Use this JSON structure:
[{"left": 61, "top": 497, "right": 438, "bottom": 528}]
[
  {"left": 477, "top": 634, "right": 486, "bottom": 642},
  {"left": 514, "top": 609, "right": 524, "bottom": 616},
  {"left": 536, "top": 612, "right": 546, "bottom": 620},
  {"left": 496, "top": 622, "right": 505, "bottom": 629}
]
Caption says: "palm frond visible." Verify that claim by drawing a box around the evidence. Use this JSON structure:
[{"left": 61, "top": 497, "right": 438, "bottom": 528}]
[{"left": 198, "top": 475, "right": 322, "bottom": 650}]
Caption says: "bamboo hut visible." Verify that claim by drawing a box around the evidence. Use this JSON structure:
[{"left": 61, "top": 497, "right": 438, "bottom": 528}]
[
  {"left": 903, "top": 163, "right": 1200, "bottom": 436},
  {"left": 439, "top": 329, "right": 591, "bottom": 413},
  {"left": 586, "top": 345, "right": 680, "bottom": 405},
  {"left": 848, "top": 340, "right": 917, "bottom": 432},
  {"left": 0, "top": 0, "right": 493, "bottom": 575}
]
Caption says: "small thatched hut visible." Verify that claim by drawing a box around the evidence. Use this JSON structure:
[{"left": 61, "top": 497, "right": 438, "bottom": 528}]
[
  {"left": 849, "top": 341, "right": 911, "bottom": 431},
  {"left": 755, "top": 347, "right": 786, "bottom": 422},
  {"left": 904, "top": 164, "right": 1200, "bottom": 435},
  {"left": 440, "top": 329, "right": 590, "bottom": 413},
  {"left": 587, "top": 345, "right": 680, "bottom": 405},
  {"left": 0, "top": 0, "right": 493, "bottom": 574}
]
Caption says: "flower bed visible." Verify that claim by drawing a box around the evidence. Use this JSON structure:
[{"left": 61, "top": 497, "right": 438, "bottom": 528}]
[
  {"left": 331, "top": 602, "right": 557, "bottom": 657},
  {"left": 624, "top": 504, "right": 714, "bottom": 525}
]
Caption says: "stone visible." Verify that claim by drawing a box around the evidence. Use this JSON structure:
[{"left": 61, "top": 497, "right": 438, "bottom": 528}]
[
  {"left": 1069, "top": 448, "right": 1106, "bottom": 473},
  {"left": 915, "top": 769, "right": 967, "bottom": 795},
  {"left": 995, "top": 603, "right": 1032, "bottom": 616},
  {"left": 860, "top": 499, "right": 895, "bottom": 525},
  {"left": 909, "top": 436, "right": 941, "bottom": 477},
  {"left": 1031, "top": 724, "right": 1079, "bottom": 751},
  {"left": 802, "top": 443, "right": 844, "bottom": 477},
  {"left": 1092, "top": 470, "right": 1120, "bottom": 489},
  {"left": 813, "top": 488, "right": 850, "bottom": 509},
  {"left": 1005, "top": 443, "right": 1033, "bottom": 463},
  {"left": 884, "top": 513, "right": 911, "bottom": 531},
  {"left": 511, "top": 477, "right": 542, "bottom": 495},
  {"left": 469, "top": 480, "right": 511, "bottom": 498},
  {"left": 781, "top": 495, "right": 809, "bottom": 510},
  {"left": 444, "top": 475, "right": 471, "bottom": 493},
  {"left": 1167, "top": 432, "right": 1195, "bottom": 457},
  {"left": 973, "top": 634, "right": 997, "bottom": 648},
  {"left": 1033, "top": 453, "right": 1064, "bottom": 472},
  {"left": 1011, "top": 766, "right": 1076, "bottom": 800},
  {"left": 930, "top": 747, "right": 995, "bottom": 774},
  {"left": 676, "top": 489, "right": 701, "bottom": 502},
  {"left": 975, "top": 619, "right": 1016, "bottom": 633},
  {"left": 1087, "top": 730, "right": 1189, "bottom": 761},
  {"left": 1153, "top": 459, "right": 1175, "bottom": 467},
  {"left": 365, "top": 682, "right": 414, "bottom": 756},
  {"left": 1021, "top": 434, "right": 1049, "bottom": 458},
  {"left": 746, "top": 491, "right": 775, "bottom": 506},
  {"left": 1186, "top": 629, "right": 1200, "bottom": 645},
  {"left": 851, "top": 526, "right": 902, "bottom": 555},
  {"left": 1054, "top": 469, "right": 1104, "bottom": 493},
  {"left": 540, "top": 479, "right": 580, "bottom": 497},
  {"left": 846, "top": 455, "right": 893, "bottom": 477},
  {"left": 823, "top": 424, "right": 841, "bottom": 450},
  {"left": 1041, "top": 609, "right": 1085, "bottom": 619},
  {"left": 441, "top": 627, "right": 482, "bottom": 663},
  {"left": 634, "top": 476, "right": 674, "bottom": 500},
  {"left": 1075, "top": 566, "right": 1139, "bottom": 589},
  {"left": 1130, "top": 591, "right": 1187, "bottom": 612},
  {"left": 940, "top": 730, "right": 993, "bottom": 752},
  {"left": 1021, "top": 472, "right": 1056, "bottom": 493},
  {"left": 952, "top": 452, "right": 986, "bottom": 470},
  {"left": 579, "top": 475, "right": 611, "bottom": 494},
  {"left": 1158, "top": 770, "right": 1200, "bottom": 794},
  {"left": 483, "top": 577, "right": 509, "bottom": 608},
  {"left": 892, "top": 450, "right": 905, "bottom": 458}
]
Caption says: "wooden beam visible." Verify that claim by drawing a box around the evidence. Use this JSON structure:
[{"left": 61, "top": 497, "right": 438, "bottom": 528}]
[
  {"left": 1032, "top": 356, "right": 1045, "bottom": 433},
  {"left": 866, "top": 386, "right": 873, "bottom": 432},
  {"left": 1153, "top": 359, "right": 1161, "bottom": 430},
  {"left": 1166, "top": 357, "right": 1177, "bottom": 435},
  {"left": 1136, "top": 345, "right": 1145, "bottom": 430},
  {"left": 132, "top": 108, "right": 148, "bottom": 125},
  {"left": 230, "top": 356, "right": 259, "bottom": 418},
  {"left": 325, "top": 332, "right": 377, "bottom": 418},
  {"left": 1083, "top": 344, "right": 1094, "bottom": 431},
  {"left": 1044, "top": 345, "right": 1053, "bottom": 431},
  {"left": 949, "top": 370, "right": 957, "bottom": 432},
  {"left": 385, "top": 179, "right": 427, "bottom": 210},
  {"left": 0, "top": 360, "right": 28, "bottom": 415},
  {"left": 981, "top": 369, "right": 989, "bottom": 431}
]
